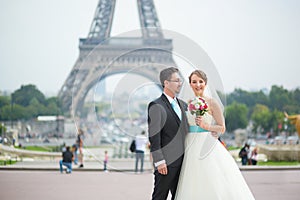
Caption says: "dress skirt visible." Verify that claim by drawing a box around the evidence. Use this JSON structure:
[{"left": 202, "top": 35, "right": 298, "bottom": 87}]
[{"left": 174, "top": 132, "right": 255, "bottom": 200}]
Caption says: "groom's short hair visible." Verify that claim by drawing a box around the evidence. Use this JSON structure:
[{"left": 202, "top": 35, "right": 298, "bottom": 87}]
[{"left": 160, "top": 67, "right": 179, "bottom": 88}]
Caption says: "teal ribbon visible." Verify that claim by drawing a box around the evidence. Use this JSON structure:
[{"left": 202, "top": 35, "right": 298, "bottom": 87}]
[{"left": 189, "top": 126, "right": 208, "bottom": 133}]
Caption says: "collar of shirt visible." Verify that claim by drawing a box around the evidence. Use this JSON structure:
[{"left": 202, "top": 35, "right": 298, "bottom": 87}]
[{"left": 163, "top": 92, "right": 178, "bottom": 104}]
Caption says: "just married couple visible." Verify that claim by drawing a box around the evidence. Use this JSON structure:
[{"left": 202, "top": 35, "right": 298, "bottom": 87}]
[{"left": 148, "top": 67, "right": 255, "bottom": 200}]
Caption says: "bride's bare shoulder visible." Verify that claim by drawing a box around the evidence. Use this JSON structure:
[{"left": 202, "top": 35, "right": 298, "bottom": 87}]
[
  {"left": 204, "top": 96, "right": 220, "bottom": 111},
  {"left": 203, "top": 96, "right": 216, "bottom": 104}
]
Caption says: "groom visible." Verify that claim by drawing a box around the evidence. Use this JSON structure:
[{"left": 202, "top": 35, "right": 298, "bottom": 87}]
[{"left": 148, "top": 67, "right": 188, "bottom": 200}]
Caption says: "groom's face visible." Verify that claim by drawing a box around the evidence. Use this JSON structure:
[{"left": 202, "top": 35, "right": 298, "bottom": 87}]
[{"left": 165, "top": 72, "right": 182, "bottom": 96}]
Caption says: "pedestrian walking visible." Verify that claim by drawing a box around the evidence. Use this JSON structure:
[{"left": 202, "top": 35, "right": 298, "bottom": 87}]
[
  {"left": 135, "top": 130, "right": 149, "bottom": 173},
  {"left": 104, "top": 150, "right": 108, "bottom": 172},
  {"left": 77, "top": 129, "right": 84, "bottom": 168}
]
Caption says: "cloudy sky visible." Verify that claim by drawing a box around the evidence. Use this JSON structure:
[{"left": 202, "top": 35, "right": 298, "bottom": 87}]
[{"left": 0, "top": 0, "right": 299, "bottom": 95}]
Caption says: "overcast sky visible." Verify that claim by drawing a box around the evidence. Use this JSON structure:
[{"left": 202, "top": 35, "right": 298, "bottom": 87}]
[{"left": 0, "top": 0, "right": 299, "bottom": 96}]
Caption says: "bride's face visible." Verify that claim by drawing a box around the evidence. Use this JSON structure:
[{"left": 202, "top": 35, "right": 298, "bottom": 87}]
[{"left": 190, "top": 74, "right": 206, "bottom": 96}]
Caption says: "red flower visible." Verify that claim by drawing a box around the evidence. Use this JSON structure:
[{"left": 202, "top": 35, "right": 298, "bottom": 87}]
[{"left": 188, "top": 97, "right": 209, "bottom": 116}]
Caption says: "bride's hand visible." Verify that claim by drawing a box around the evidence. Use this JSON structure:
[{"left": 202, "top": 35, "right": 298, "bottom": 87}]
[
  {"left": 195, "top": 116, "right": 202, "bottom": 126},
  {"left": 195, "top": 116, "right": 210, "bottom": 130}
]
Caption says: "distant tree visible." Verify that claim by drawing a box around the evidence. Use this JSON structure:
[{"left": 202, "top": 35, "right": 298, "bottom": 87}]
[
  {"left": 0, "top": 85, "right": 62, "bottom": 120},
  {"left": 27, "top": 98, "right": 47, "bottom": 117},
  {"left": 225, "top": 102, "right": 248, "bottom": 132},
  {"left": 288, "top": 88, "right": 300, "bottom": 113},
  {"left": 43, "top": 97, "right": 62, "bottom": 115},
  {"left": 0, "top": 104, "right": 27, "bottom": 120},
  {"left": 0, "top": 105, "right": 11, "bottom": 120},
  {"left": 227, "top": 88, "right": 255, "bottom": 107},
  {"left": 292, "top": 88, "right": 300, "bottom": 103},
  {"left": 269, "top": 85, "right": 290, "bottom": 111},
  {"left": 46, "top": 97, "right": 60, "bottom": 107},
  {"left": 45, "top": 102, "right": 59, "bottom": 115},
  {"left": 270, "top": 110, "right": 285, "bottom": 134},
  {"left": 0, "top": 96, "right": 10, "bottom": 107},
  {"left": 11, "top": 84, "right": 46, "bottom": 107},
  {"left": 251, "top": 104, "right": 272, "bottom": 134},
  {"left": 252, "top": 90, "right": 269, "bottom": 106},
  {"left": 0, "top": 123, "right": 6, "bottom": 136}
]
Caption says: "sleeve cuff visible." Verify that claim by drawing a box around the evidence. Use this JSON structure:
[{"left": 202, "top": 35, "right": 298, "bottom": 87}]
[{"left": 154, "top": 160, "right": 166, "bottom": 167}]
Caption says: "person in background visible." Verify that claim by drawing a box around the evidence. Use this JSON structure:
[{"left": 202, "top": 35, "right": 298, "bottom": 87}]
[
  {"left": 251, "top": 147, "right": 258, "bottom": 165},
  {"left": 61, "top": 142, "right": 66, "bottom": 152},
  {"left": 77, "top": 129, "right": 84, "bottom": 168},
  {"left": 104, "top": 150, "right": 108, "bottom": 172},
  {"left": 239, "top": 143, "right": 250, "bottom": 165},
  {"left": 72, "top": 144, "right": 78, "bottom": 165},
  {"left": 59, "top": 146, "right": 73, "bottom": 174},
  {"left": 135, "top": 130, "right": 149, "bottom": 173}
]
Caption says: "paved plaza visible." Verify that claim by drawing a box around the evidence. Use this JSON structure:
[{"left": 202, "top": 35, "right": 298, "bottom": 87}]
[
  {"left": 0, "top": 164, "right": 299, "bottom": 200},
  {"left": 0, "top": 145, "right": 299, "bottom": 200}
]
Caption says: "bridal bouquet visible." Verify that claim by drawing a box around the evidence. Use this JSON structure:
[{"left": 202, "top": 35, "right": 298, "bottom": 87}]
[{"left": 188, "top": 97, "right": 208, "bottom": 116}]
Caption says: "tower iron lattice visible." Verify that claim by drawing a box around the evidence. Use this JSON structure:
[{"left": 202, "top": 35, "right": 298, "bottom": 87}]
[{"left": 58, "top": 0, "right": 177, "bottom": 114}]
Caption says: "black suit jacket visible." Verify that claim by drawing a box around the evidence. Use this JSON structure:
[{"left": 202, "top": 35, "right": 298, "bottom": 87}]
[{"left": 148, "top": 94, "right": 189, "bottom": 167}]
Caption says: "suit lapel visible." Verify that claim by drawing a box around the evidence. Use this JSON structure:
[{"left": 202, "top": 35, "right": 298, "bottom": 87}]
[{"left": 177, "top": 99, "right": 187, "bottom": 122}]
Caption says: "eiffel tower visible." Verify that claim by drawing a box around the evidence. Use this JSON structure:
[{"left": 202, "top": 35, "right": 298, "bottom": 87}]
[{"left": 58, "top": 0, "right": 177, "bottom": 115}]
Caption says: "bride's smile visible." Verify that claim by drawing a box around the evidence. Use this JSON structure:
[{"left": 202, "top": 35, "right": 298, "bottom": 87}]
[{"left": 189, "top": 74, "right": 206, "bottom": 96}]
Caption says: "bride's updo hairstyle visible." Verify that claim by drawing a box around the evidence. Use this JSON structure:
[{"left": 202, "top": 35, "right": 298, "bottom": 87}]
[{"left": 188, "top": 70, "right": 208, "bottom": 84}]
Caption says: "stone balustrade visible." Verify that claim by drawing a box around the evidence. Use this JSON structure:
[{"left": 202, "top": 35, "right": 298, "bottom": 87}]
[{"left": 257, "top": 144, "right": 300, "bottom": 161}]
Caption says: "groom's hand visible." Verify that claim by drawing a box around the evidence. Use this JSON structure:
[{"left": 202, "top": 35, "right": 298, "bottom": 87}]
[
  {"left": 157, "top": 163, "right": 168, "bottom": 175},
  {"left": 211, "top": 131, "right": 219, "bottom": 138}
]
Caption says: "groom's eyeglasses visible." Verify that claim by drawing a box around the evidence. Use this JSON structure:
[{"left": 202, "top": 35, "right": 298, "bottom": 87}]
[{"left": 168, "top": 79, "right": 183, "bottom": 83}]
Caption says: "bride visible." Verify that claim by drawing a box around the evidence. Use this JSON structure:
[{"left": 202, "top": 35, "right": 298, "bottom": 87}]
[{"left": 175, "top": 70, "right": 255, "bottom": 200}]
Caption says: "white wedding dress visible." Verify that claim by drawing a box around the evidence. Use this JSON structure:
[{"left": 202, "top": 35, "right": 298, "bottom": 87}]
[{"left": 175, "top": 112, "right": 255, "bottom": 200}]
